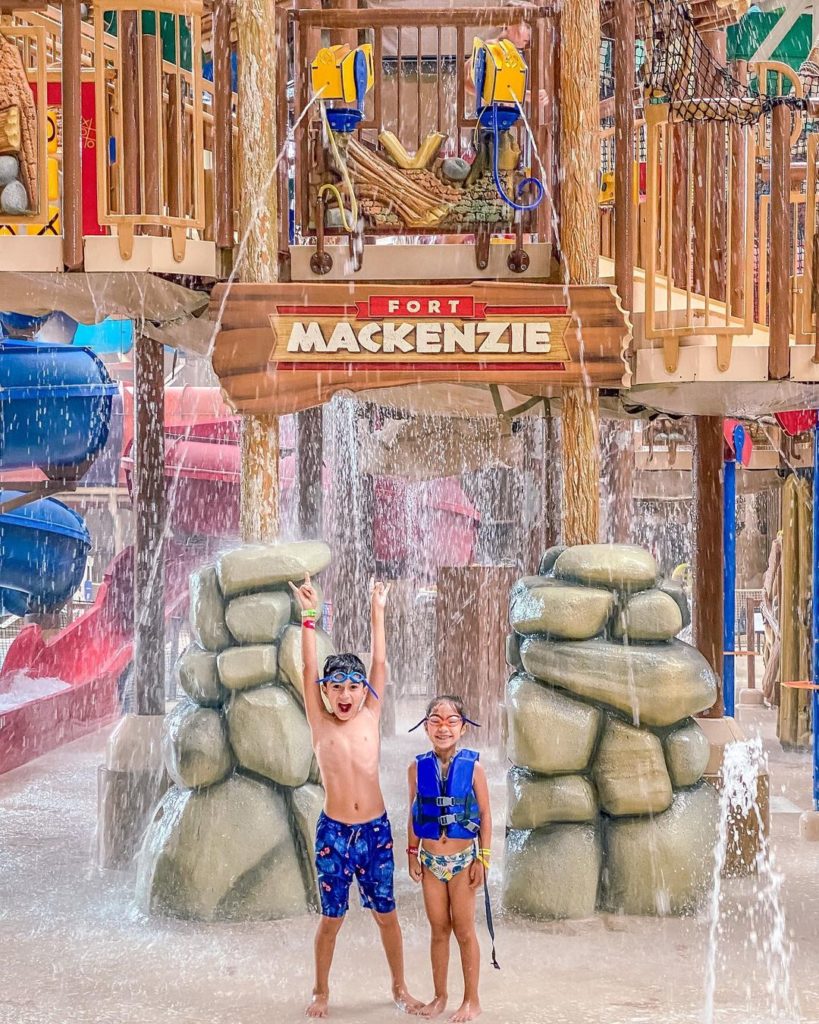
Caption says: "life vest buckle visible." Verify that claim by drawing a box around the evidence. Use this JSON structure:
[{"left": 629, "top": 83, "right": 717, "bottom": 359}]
[
  {"left": 435, "top": 796, "right": 456, "bottom": 806},
  {"left": 438, "top": 813, "right": 458, "bottom": 825}
]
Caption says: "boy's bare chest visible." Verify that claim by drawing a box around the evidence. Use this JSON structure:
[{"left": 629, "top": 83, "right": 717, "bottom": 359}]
[{"left": 315, "top": 719, "right": 380, "bottom": 768}]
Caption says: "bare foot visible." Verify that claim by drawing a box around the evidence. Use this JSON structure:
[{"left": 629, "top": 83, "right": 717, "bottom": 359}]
[
  {"left": 419, "top": 995, "right": 448, "bottom": 1018},
  {"left": 393, "top": 987, "right": 425, "bottom": 1015},
  {"left": 448, "top": 1001, "right": 481, "bottom": 1023},
  {"left": 306, "top": 993, "right": 329, "bottom": 1018}
]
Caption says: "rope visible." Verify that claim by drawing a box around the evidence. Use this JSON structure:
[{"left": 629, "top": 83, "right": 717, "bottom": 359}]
[{"left": 318, "top": 104, "right": 358, "bottom": 233}]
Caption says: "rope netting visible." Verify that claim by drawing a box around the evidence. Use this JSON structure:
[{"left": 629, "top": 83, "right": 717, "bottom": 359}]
[{"left": 644, "top": 0, "right": 765, "bottom": 124}]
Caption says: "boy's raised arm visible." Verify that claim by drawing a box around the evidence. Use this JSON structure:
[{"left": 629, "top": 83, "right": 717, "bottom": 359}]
[
  {"left": 366, "top": 580, "right": 391, "bottom": 709},
  {"left": 289, "top": 573, "right": 326, "bottom": 726}
]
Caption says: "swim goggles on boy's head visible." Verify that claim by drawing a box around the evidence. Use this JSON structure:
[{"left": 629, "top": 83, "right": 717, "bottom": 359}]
[
  {"left": 318, "top": 670, "right": 379, "bottom": 700},
  {"left": 408, "top": 712, "right": 481, "bottom": 732}
]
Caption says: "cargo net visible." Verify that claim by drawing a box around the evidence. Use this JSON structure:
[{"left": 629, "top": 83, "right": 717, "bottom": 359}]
[{"left": 644, "top": 0, "right": 765, "bottom": 124}]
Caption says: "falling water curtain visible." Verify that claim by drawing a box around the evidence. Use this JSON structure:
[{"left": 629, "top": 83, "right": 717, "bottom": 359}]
[{"left": 778, "top": 474, "right": 813, "bottom": 749}]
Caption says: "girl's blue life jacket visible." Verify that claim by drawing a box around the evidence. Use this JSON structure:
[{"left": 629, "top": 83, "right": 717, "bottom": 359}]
[{"left": 412, "top": 748, "right": 481, "bottom": 841}]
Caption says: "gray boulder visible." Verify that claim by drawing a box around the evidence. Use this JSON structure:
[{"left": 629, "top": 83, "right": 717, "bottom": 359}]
[
  {"left": 507, "top": 769, "right": 597, "bottom": 830},
  {"left": 217, "top": 541, "right": 331, "bottom": 598},
  {"left": 662, "top": 718, "right": 710, "bottom": 788},
  {"left": 506, "top": 673, "right": 601, "bottom": 774},
  {"left": 162, "top": 701, "right": 234, "bottom": 790},
  {"left": 227, "top": 685, "right": 313, "bottom": 787},
  {"left": 510, "top": 576, "right": 614, "bottom": 639},
  {"left": 506, "top": 632, "right": 523, "bottom": 670},
  {"left": 136, "top": 775, "right": 307, "bottom": 920},
  {"left": 441, "top": 156, "right": 470, "bottom": 182},
  {"left": 217, "top": 644, "right": 278, "bottom": 691},
  {"left": 278, "top": 623, "right": 335, "bottom": 700},
  {"left": 503, "top": 824, "right": 602, "bottom": 919},
  {"left": 554, "top": 544, "right": 658, "bottom": 592},
  {"left": 189, "top": 565, "right": 232, "bottom": 652},
  {"left": 604, "top": 783, "right": 719, "bottom": 914},
  {"left": 0, "top": 155, "right": 19, "bottom": 186},
  {"left": 176, "top": 644, "right": 228, "bottom": 707},
  {"left": 292, "top": 783, "right": 324, "bottom": 900},
  {"left": 225, "top": 591, "right": 291, "bottom": 645},
  {"left": 1, "top": 179, "right": 28, "bottom": 215},
  {"left": 658, "top": 578, "right": 691, "bottom": 629},
  {"left": 520, "top": 637, "right": 718, "bottom": 728},
  {"left": 538, "top": 545, "right": 566, "bottom": 576},
  {"left": 593, "top": 717, "right": 673, "bottom": 817},
  {"left": 612, "top": 589, "right": 683, "bottom": 642}
]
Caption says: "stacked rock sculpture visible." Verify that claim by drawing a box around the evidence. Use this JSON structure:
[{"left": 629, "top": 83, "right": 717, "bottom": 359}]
[
  {"left": 136, "top": 541, "right": 333, "bottom": 921},
  {"left": 503, "top": 544, "right": 720, "bottom": 919}
]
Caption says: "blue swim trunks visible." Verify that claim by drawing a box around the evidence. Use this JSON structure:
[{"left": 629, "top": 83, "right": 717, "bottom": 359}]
[{"left": 315, "top": 811, "right": 396, "bottom": 918}]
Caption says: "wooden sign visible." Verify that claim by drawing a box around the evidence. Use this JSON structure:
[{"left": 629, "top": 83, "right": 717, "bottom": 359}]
[
  {"left": 211, "top": 282, "right": 631, "bottom": 416},
  {"left": 269, "top": 292, "right": 572, "bottom": 367}
]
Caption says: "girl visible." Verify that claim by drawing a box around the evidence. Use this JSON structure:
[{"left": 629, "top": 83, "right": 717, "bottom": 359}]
[{"left": 406, "top": 695, "right": 493, "bottom": 1022}]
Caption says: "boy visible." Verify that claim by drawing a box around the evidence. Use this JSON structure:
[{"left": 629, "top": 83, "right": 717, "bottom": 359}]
[{"left": 290, "top": 573, "right": 422, "bottom": 1019}]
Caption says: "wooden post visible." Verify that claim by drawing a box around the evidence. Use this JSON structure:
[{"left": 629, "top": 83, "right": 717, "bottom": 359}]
[
  {"left": 769, "top": 101, "right": 791, "bottom": 380},
  {"left": 133, "top": 336, "right": 166, "bottom": 716},
  {"left": 121, "top": 11, "right": 140, "bottom": 214},
  {"left": 693, "top": 415, "right": 724, "bottom": 714},
  {"left": 298, "top": 407, "right": 324, "bottom": 539},
  {"left": 141, "top": 22, "right": 162, "bottom": 230},
  {"left": 213, "top": 0, "right": 234, "bottom": 249},
  {"left": 613, "top": 0, "right": 634, "bottom": 311},
  {"left": 730, "top": 61, "right": 748, "bottom": 315},
  {"left": 62, "top": 0, "right": 82, "bottom": 269},
  {"left": 543, "top": 413, "right": 561, "bottom": 551},
  {"left": 236, "top": 0, "right": 280, "bottom": 540},
  {"left": 560, "top": 0, "right": 601, "bottom": 546},
  {"left": 240, "top": 413, "right": 279, "bottom": 542}
]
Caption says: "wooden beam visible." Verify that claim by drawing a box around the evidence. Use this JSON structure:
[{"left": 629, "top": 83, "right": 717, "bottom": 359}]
[
  {"left": 560, "top": 0, "right": 601, "bottom": 545},
  {"left": 613, "top": 0, "right": 635, "bottom": 311},
  {"left": 213, "top": 0, "right": 234, "bottom": 249},
  {"left": 62, "top": 0, "right": 83, "bottom": 269},
  {"left": 693, "top": 415, "right": 724, "bottom": 713},
  {"left": 769, "top": 101, "right": 792, "bottom": 380},
  {"left": 133, "top": 335, "right": 167, "bottom": 717}
]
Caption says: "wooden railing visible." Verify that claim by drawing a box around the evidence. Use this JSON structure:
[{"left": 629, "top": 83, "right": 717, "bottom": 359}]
[
  {"left": 1, "top": 1, "right": 236, "bottom": 267},
  {"left": 597, "top": 57, "right": 819, "bottom": 378},
  {"left": 642, "top": 103, "right": 756, "bottom": 375},
  {"left": 92, "top": 0, "right": 206, "bottom": 262}
]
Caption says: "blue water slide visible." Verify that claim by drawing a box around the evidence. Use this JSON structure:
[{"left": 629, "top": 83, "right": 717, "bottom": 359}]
[
  {"left": 0, "top": 493, "right": 91, "bottom": 616},
  {"left": 0, "top": 339, "right": 118, "bottom": 476},
  {"left": 0, "top": 338, "right": 117, "bottom": 617}
]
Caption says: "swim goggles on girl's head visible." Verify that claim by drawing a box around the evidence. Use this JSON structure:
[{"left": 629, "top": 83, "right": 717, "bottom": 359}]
[
  {"left": 318, "top": 670, "right": 379, "bottom": 700},
  {"left": 408, "top": 712, "right": 481, "bottom": 732}
]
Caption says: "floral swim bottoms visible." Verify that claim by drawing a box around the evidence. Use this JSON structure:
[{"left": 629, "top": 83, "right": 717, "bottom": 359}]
[
  {"left": 315, "top": 811, "right": 396, "bottom": 918},
  {"left": 419, "top": 845, "right": 475, "bottom": 883}
]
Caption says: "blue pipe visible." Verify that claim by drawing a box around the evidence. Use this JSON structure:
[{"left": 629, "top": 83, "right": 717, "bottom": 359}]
[
  {"left": 479, "top": 108, "right": 544, "bottom": 213},
  {"left": 723, "top": 455, "right": 736, "bottom": 717},
  {"left": 812, "top": 427, "right": 819, "bottom": 810}
]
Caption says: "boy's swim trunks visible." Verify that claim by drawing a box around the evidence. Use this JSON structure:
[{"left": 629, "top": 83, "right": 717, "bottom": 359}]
[{"left": 315, "top": 811, "right": 396, "bottom": 917}]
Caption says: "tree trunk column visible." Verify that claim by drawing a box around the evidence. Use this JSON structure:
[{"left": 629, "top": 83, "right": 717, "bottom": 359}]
[
  {"left": 133, "top": 335, "right": 166, "bottom": 715},
  {"left": 693, "top": 415, "right": 724, "bottom": 714},
  {"left": 236, "top": 0, "right": 280, "bottom": 541},
  {"left": 240, "top": 413, "right": 280, "bottom": 542},
  {"left": 559, "top": 0, "right": 601, "bottom": 546}
]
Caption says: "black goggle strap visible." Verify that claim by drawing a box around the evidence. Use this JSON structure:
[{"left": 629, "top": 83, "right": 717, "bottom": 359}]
[
  {"left": 317, "top": 675, "right": 379, "bottom": 700},
  {"left": 407, "top": 714, "right": 482, "bottom": 733}
]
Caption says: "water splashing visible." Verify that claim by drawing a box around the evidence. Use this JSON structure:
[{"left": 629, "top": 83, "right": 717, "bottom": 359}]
[{"left": 703, "top": 737, "right": 799, "bottom": 1024}]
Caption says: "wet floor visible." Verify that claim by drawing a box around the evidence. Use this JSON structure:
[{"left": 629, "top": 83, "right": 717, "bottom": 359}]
[{"left": 1, "top": 704, "right": 818, "bottom": 1024}]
